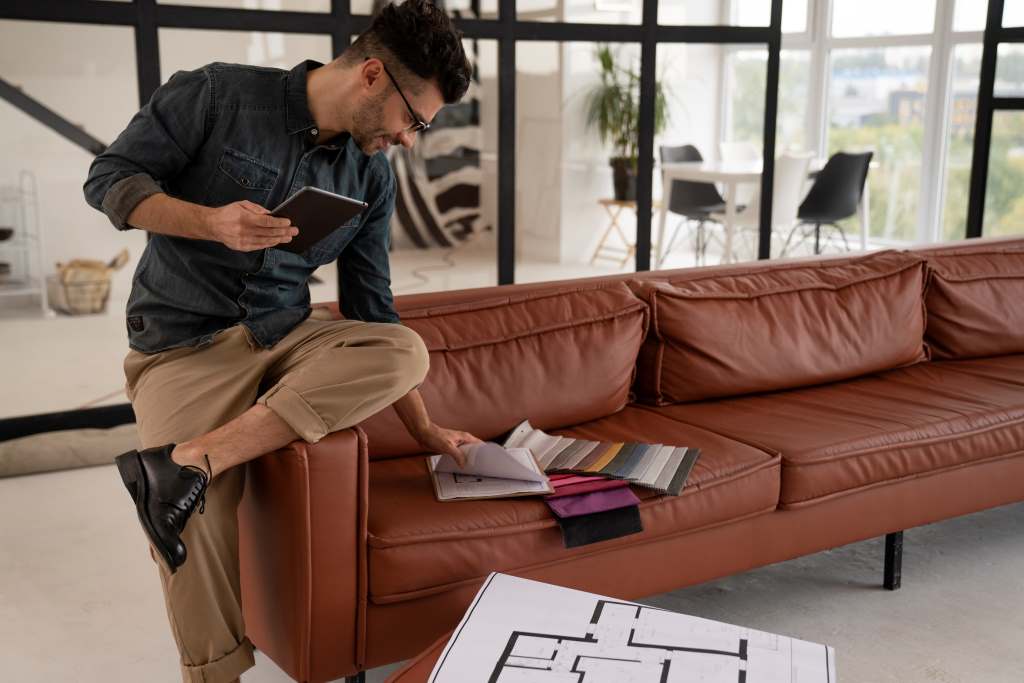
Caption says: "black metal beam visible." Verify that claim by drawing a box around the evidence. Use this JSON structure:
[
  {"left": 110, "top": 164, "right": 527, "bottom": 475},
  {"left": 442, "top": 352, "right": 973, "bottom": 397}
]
[
  {"left": 653, "top": 25, "right": 774, "bottom": 44},
  {"left": 883, "top": 531, "right": 904, "bottom": 591},
  {"left": 156, "top": 5, "right": 334, "bottom": 34},
  {"left": 0, "top": 404, "right": 136, "bottom": 443},
  {"left": 0, "top": 77, "right": 107, "bottom": 156},
  {"left": 756, "top": 0, "right": 783, "bottom": 260},
  {"left": 995, "top": 25, "right": 1024, "bottom": 41},
  {"left": 992, "top": 96, "right": 1024, "bottom": 108},
  {"left": 634, "top": 0, "right": 658, "bottom": 273},
  {"left": 0, "top": 0, "right": 134, "bottom": 26},
  {"left": 497, "top": 0, "right": 515, "bottom": 285},
  {"left": 331, "top": 0, "right": 353, "bottom": 58},
  {"left": 135, "top": 0, "right": 161, "bottom": 108},
  {"left": 966, "top": 0, "right": 1004, "bottom": 239}
]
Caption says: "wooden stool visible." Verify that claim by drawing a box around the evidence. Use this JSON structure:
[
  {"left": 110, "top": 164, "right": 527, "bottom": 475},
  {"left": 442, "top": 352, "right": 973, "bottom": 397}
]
[{"left": 590, "top": 198, "right": 662, "bottom": 268}]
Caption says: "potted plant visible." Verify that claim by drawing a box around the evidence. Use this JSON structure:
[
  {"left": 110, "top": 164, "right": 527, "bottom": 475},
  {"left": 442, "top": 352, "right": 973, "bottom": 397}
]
[{"left": 583, "top": 44, "right": 670, "bottom": 201}]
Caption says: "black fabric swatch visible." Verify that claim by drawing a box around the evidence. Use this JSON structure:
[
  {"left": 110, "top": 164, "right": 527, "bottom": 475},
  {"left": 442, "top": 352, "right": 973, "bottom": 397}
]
[{"left": 556, "top": 505, "right": 643, "bottom": 548}]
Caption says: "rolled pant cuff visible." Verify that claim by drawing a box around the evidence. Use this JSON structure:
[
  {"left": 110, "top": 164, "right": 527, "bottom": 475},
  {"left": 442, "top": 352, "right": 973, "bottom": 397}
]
[
  {"left": 181, "top": 636, "right": 255, "bottom": 683},
  {"left": 258, "top": 383, "right": 329, "bottom": 444}
]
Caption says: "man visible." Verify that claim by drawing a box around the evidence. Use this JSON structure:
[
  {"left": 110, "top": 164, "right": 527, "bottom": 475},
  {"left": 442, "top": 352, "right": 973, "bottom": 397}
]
[{"left": 83, "top": 2, "right": 479, "bottom": 681}]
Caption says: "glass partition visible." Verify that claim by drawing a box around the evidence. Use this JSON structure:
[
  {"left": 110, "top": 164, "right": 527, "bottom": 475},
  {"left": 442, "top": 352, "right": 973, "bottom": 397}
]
[{"left": 0, "top": 20, "right": 140, "bottom": 418}]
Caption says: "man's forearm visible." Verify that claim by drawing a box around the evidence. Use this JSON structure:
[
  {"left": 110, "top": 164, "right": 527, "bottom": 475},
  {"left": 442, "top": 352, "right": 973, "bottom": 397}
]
[
  {"left": 392, "top": 387, "right": 432, "bottom": 440},
  {"left": 127, "top": 192, "right": 212, "bottom": 240}
]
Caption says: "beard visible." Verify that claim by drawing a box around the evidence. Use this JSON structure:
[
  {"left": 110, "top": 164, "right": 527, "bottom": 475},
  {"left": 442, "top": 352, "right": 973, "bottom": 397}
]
[{"left": 350, "top": 91, "right": 395, "bottom": 155}]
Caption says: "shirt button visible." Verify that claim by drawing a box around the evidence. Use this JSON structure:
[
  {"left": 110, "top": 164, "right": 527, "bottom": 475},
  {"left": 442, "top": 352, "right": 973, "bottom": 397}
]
[
  {"left": 241, "top": 177, "right": 250, "bottom": 186},
  {"left": 310, "top": 128, "right": 319, "bottom": 136}
]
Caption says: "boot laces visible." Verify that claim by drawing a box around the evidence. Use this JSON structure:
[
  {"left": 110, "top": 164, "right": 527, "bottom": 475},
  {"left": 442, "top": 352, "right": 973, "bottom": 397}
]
[{"left": 178, "top": 453, "right": 211, "bottom": 516}]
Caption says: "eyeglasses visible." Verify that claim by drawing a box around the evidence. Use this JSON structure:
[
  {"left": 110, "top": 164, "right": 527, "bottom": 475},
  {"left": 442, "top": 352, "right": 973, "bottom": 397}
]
[{"left": 376, "top": 60, "right": 431, "bottom": 134}]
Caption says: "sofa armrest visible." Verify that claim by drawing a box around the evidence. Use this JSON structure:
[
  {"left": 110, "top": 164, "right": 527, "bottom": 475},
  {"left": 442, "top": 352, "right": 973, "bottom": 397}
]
[{"left": 239, "top": 427, "right": 370, "bottom": 683}]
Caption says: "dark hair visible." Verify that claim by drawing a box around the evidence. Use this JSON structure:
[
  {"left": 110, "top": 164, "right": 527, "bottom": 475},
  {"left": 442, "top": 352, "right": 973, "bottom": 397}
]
[{"left": 345, "top": 0, "right": 471, "bottom": 104}]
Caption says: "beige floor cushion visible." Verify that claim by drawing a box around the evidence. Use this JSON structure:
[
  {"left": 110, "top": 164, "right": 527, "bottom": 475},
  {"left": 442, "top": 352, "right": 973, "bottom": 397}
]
[{"left": 0, "top": 422, "right": 141, "bottom": 478}]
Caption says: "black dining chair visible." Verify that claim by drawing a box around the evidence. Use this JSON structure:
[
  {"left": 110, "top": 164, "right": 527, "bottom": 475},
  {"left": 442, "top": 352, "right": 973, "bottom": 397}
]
[
  {"left": 660, "top": 144, "right": 728, "bottom": 265},
  {"left": 781, "top": 151, "right": 873, "bottom": 256}
]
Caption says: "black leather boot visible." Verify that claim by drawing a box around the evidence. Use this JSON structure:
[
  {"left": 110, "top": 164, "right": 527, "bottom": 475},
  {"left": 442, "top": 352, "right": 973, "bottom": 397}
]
[{"left": 114, "top": 444, "right": 211, "bottom": 574}]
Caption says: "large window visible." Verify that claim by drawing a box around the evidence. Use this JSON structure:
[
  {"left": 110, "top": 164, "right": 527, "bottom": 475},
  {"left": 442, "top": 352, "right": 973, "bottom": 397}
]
[
  {"left": 831, "top": 0, "right": 936, "bottom": 38},
  {"left": 828, "top": 46, "right": 931, "bottom": 242},
  {"left": 737, "top": 0, "right": 989, "bottom": 246},
  {"left": 942, "top": 44, "right": 982, "bottom": 241}
]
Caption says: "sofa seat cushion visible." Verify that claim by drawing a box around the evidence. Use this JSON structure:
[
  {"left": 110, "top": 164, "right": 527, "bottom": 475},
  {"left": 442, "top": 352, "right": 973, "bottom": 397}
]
[
  {"left": 645, "top": 355, "right": 1024, "bottom": 508},
  {"left": 355, "top": 281, "right": 648, "bottom": 459},
  {"left": 365, "top": 406, "right": 779, "bottom": 604},
  {"left": 631, "top": 250, "right": 929, "bottom": 404}
]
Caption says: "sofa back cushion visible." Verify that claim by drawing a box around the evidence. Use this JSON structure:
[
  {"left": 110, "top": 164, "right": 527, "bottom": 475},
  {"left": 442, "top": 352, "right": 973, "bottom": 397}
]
[
  {"left": 923, "top": 246, "right": 1024, "bottom": 359},
  {"left": 357, "top": 281, "right": 648, "bottom": 458},
  {"left": 632, "top": 250, "right": 928, "bottom": 404}
]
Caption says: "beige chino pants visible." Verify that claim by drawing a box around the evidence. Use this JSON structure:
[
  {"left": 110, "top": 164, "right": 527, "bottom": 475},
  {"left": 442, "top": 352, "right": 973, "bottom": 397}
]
[{"left": 122, "top": 310, "right": 429, "bottom": 683}]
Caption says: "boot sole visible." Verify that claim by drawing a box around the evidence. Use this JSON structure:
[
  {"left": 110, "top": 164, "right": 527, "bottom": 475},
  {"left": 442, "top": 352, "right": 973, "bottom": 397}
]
[{"left": 115, "top": 451, "right": 179, "bottom": 575}]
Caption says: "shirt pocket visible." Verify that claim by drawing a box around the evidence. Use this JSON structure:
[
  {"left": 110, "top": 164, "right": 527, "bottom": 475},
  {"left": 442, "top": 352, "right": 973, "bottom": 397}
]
[
  {"left": 306, "top": 215, "right": 363, "bottom": 265},
  {"left": 207, "top": 146, "right": 280, "bottom": 206}
]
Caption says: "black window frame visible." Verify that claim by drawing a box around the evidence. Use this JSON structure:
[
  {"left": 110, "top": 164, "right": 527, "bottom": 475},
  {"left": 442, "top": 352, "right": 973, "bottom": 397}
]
[
  {"left": 967, "top": 0, "right": 1024, "bottom": 238},
  {"left": 0, "top": 0, "right": 783, "bottom": 436}
]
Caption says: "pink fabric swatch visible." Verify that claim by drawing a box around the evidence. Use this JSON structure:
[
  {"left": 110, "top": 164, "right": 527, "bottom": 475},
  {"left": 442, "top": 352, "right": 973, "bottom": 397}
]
[
  {"left": 545, "top": 487, "right": 641, "bottom": 519},
  {"left": 546, "top": 478, "right": 630, "bottom": 499}
]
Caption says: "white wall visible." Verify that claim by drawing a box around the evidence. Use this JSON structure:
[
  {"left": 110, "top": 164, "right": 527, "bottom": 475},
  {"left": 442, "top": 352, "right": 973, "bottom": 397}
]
[
  {"left": 516, "top": 43, "right": 564, "bottom": 263},
  {"left": 0, "top": 21, "right": 148, "bottom": 314}
]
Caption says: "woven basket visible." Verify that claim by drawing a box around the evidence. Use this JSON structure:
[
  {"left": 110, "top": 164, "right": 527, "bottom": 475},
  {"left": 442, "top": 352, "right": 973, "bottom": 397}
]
[{"left": 46, "top": 274, "right": 111, "bottom": 315}]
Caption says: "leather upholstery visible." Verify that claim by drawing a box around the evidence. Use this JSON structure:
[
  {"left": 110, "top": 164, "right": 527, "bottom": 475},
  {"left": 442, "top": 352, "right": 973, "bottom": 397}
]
[
  {"left": 354, "top": 282, "right": 648, "bottom": 458},
  {"left": 365, "top": 407, "right": 778, "bottom": 602},
  {"left": 363, "top": 448, "right": 1024, "bottom": 671},
  {"left": 632, "top": 250, "right": 929, "bottom": 403},
  {"left": 648, "top": 355, "right": 1024, "bottom": 507},
  {"left": 924, "top": 248, "right": 1024, "bottom": 359},
  {"left": 240, "top": 428, "right": 370, "bottom": 683}
]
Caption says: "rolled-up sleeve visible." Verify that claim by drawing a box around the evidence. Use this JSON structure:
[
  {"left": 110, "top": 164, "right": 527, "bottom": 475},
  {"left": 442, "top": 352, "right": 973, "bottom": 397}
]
[
  {"left": 338, "top": 168, "right": 401, "bottom": 324},
  {"left": 83, "top": 67, "right": 211, "bottom": 231}
]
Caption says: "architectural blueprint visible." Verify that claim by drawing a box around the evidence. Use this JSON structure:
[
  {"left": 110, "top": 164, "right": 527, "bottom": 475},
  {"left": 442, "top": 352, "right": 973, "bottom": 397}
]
[{"left": 429, "top": 573, "right": 836, "bottom": 683}]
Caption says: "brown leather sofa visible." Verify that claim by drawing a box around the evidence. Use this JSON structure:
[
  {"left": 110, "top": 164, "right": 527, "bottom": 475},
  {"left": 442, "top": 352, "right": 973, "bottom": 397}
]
[{"left": 238, "top": 236, "right": 1024, "bottom": 683}]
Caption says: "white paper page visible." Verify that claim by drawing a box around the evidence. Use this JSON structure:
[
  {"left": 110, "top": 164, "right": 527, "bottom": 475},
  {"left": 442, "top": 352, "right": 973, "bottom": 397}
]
[
  {"left": 432, "top": 443, "right": 546, "bottom": 482},
  {"left": 430, "top": 573, "right": 836, "bottom": 683},
  {"left": 502, "top": 419, "right": 535, "bottom": 449},
  {"left": 432, "top": 472, "right": 551, "bottom": 500},
  {"left": 527, "top": 433, "right": 572, "bottom": 467}
]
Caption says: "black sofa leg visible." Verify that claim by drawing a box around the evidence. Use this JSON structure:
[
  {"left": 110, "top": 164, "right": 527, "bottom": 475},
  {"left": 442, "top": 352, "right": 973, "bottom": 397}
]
[
  {"left": 884, "top": 531, "right": 903, "bottom": 591},
  {"left": 345, "top": 672, "right": 366, "bottom": 683}
]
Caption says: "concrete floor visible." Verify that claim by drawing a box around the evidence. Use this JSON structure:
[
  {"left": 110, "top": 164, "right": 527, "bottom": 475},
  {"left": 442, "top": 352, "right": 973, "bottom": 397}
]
[{"left": 0, "top": 459, "right": 1021, "bottom": 682}]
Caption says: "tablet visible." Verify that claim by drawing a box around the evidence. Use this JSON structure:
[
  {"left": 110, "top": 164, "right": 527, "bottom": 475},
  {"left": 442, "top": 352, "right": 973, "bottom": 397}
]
[{"left": 270, "top": 186, "right": 369, "bottom": 254}]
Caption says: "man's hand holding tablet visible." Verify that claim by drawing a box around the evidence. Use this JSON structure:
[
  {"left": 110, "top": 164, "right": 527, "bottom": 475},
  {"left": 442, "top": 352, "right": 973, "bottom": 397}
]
[
  {"left": 203, "top": 200, "right": 299, "bottom": 252},
  {"left": 269, "top": 186, "right": 369, "bottom": 254}
]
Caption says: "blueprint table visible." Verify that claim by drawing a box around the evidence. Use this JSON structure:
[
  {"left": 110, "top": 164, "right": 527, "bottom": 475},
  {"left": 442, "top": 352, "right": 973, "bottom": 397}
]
[{"left": 421, "top": 573, "right": 836, "bottom": 682}]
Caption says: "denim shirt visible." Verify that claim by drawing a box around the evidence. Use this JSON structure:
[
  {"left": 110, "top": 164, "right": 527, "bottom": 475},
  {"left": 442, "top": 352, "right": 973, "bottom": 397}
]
[{"left": 83, "top": 60, "right": 400, "bottom": 354}]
